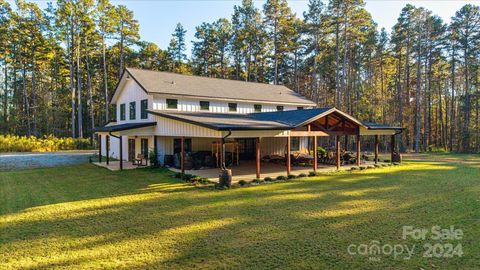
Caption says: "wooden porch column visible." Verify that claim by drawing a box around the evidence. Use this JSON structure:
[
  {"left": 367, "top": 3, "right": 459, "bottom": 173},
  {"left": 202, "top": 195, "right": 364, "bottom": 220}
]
[
  {"left": 313, "top": 135, "right": 318, "bottom": 172},
  {"left": 106, "top": 135, "right": 110, "bottom": 165},
  {"left": 336, "top": 135, "right": 341, "bottom": 170},
  {"left": 356, "top": 134, "right": 361, "bottom": 166},
  {"left": 119, "top": 136, "right": 123, "bottom": 170},
  {"left": 374, "top": 135, "right": 379, "bottom": 164},
  {"left": 256, "top": 137, "right": 261, "bottom": 179},
  {"left": 98, "top": 134, "right": 102, "bottom": 163},
  {"left": 181, "top": 136, "right": 185, "bottom": 174},
  {"left": 391, "top": 134, "right": 395, "bottom": 164},
  {"left": 286, "top": 136, "right": 291, "bottom": 175}
]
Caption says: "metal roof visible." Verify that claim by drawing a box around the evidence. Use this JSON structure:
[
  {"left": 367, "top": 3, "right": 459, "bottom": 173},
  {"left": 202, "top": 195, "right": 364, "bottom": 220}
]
[
  {"left": 95, "top": 122, "right": 157, "bottom": 132},
  {"left": 116, "top": 68, "right": 316, "bottom": 106},
  {"left": 363, "top": 122, "right": 403, "bottom": 130},
  {"left": 148, "top": 108, "right": 378, "bottom": 131}
]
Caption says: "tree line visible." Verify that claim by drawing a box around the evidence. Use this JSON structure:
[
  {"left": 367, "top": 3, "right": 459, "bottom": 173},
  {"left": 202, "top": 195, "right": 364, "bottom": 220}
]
[{"left": 0, "top": 0, "right": 479, "bottom": 153}]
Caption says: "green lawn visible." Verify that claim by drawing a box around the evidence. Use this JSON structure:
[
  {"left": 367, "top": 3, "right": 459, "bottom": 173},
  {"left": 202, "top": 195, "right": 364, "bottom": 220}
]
[{"left": 1, "top": 154, "right": 479, "bottom": 269}]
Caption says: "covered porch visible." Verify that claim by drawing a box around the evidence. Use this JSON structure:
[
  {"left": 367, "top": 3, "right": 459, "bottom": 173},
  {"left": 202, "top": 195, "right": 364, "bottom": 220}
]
[{"left": 153, "top": 108, "right": 402, "bottom": 182}]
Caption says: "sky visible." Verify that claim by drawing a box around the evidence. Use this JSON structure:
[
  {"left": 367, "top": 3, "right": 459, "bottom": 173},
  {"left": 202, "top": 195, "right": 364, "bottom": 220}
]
[{"left": 19, "top": 0, "right": 474, "bottom": 54}]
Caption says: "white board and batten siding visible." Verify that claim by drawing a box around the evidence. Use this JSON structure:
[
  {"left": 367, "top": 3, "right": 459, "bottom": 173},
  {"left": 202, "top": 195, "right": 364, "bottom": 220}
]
[{"left": 115, "top": 79, "right": 153, "bottom": 123}]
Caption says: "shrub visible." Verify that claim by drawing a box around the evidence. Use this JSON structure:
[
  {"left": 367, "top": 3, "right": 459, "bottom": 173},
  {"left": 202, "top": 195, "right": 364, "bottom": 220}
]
[
  {"left": 287, "top": 174, "right": 296, "bottom": 179},
  {"left": 199, "top": 177, "right": 211, "bottom": 184},
  {"left": 148, "top": 149, "right": 158, "bottom": 167},
  {"left": 359, "top": 166, "right": 367, "bottom": 170},
  {"left": 350, "top": 166, "right": 359, "bottom": 171},
  {"left": 0, "top": 134, "right": 92, "bottom": 152},
  {"left": 374, "top": 164, "right": 382, "bottom": 168},
  {"left": 317, "top": 147, "right": 327, "bottom": 158},
  {"left": 264, "top": 177, "right": 273, "bottom": 182},
  {"left": 238, "top": 180, "right": 248, "bottom": 186},
  {"left": 182, "top": 174, "right": 194, "bottom": 181},
  {"left": 276, "top": 175, "right": 287, "bottom": 181},
  {"left": 174, "top": 172, "right": 183, "bottom": 179},
  {"left": 393, "top": 162, "right": 400, "bottom": 166},
  {"left": 252, "top": 178, "right": 261, "bottom": 184},
  {"left": 384, "top": 159, "right": 391, "bottom": 163},
  {"left": 298, "top": 173, "right": 307, "bottom": 178},
  {"left": 308, "top": 171, "right": 316, "bottom": 177}
]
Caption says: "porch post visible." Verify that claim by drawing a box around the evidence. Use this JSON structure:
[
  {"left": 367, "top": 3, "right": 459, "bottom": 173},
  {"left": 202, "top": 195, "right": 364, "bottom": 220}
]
[
  {"left": 356, "top": 134, "right": 361, "bottom": 166},
  {"left": 181, "top": 136, "right": 185, "bottom": 174},
  {"left": 119, "top": 136, "right": 123, "bottom": 170},
  {"left": 98, "top": 134, "right": 102, "bottom": 163},
  {"left": 313, "top": 135, "right": 318, "bottom": 172},
  {"left": 374, "top": 135, "right": 379, "bottom": 164},
  {"left": 256, "top": 137, "right": 261, "bottom": 179},
  {"left": 391, "top": 134, "right": 395, "bottom": 164},
  {"left": 336, "top": 135, "right": 341, "bottom": 170},
  {"left": 106, "top": 135, "right": 110, "bottom": 165},
  {"left": 286, "top": 135, "right": 291, "bottom": 175}
]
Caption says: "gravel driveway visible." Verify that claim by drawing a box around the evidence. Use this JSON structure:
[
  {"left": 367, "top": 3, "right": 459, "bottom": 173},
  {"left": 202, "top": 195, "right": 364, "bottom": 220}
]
[{"left": 0, "top": 151, "right": 95, "bottom": 171}]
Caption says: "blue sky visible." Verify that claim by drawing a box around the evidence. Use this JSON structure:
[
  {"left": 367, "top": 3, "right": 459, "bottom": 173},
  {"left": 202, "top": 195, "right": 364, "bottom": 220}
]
[{"left": 22, "top": 0, "right": 473, "bottom": 54}]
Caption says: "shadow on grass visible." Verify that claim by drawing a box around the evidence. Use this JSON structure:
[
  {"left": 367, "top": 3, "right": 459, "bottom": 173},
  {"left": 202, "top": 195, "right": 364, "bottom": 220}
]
[{"left": 0, "top": 159, "right": 479, "bottom": 269}]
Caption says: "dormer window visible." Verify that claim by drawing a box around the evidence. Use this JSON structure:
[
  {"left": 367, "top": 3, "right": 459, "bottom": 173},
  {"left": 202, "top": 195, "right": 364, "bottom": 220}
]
[
  {"left": 277, "top": 106, "right": 284, "bottom": 111},
  {"left": 200, "top": 101, "right": 210, "bottom": 110},
  {"left": 254, "top": 104, "right": 262, "bottom": 112},
  {"left": 167, "top": 99, "right": 178, "bottom": 109},
  {"left": 228, "top": 103, "right": 237, "bottom": 112}
]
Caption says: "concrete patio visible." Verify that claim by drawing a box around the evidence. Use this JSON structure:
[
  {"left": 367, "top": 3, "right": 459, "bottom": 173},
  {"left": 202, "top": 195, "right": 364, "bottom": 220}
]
[
  {"left": 92, "top": 161, "right": 148, "bottom": 171},
  {"left": 171, "top": 160, "right": 385, "bottom": 183}
]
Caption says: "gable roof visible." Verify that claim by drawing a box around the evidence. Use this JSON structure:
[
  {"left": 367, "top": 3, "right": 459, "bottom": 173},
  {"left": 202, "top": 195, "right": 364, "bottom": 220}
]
[
  {"left": 147, "top": 108, "right": 370, "bottom": 131},
  {"left": 111, "top": 68, "right": 316, "bottom": 106}
]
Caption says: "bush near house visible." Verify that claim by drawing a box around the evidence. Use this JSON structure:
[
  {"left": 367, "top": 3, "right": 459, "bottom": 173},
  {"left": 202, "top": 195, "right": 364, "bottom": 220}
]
[{"left": 0, "top": 135, "right": 92, "bottom": 152}]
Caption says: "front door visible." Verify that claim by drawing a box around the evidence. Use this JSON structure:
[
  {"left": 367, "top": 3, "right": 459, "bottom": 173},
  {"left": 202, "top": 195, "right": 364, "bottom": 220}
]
[{"left": 128, "top": 139, "right": 135, "bottom": 161}]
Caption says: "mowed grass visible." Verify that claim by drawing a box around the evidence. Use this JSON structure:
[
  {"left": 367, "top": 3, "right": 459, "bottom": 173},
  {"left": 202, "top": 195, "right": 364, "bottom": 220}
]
[{"left": 0, "top": 154, "right": 479, "bottom": 269}]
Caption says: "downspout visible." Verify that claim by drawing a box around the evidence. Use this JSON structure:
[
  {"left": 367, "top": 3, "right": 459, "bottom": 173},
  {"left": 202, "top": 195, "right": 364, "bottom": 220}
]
[
  {"left": 109, "top": 131, "right": 123, "bottom": 170},
  {"left": 221, "top": 129, "right": 232, "bottom": 170}
]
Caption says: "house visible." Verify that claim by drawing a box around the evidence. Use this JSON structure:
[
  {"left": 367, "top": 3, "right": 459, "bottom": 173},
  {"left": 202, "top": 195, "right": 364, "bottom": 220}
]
[{"left": 95, "top": 68, "right": 401, "bottom": 179}]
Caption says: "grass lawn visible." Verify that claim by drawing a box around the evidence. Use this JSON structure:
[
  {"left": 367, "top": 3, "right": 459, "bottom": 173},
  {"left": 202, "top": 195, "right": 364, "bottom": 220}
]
[{"left": 1, "top": 154, "right": 479, "bottom": 269}]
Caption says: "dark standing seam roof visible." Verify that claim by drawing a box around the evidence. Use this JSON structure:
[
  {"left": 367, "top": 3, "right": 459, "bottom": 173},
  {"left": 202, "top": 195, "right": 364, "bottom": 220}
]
[
  {"left": 115, "top": 68, "right": 316, "bottom": 106},
  {"left": 248, "top": 108, "right": 332, "bottom": 126},
  {"left": 95, "top": 122, "right": 157, "bottom": 132},
  {"left": 363, "top": 122, "right": 403, "bottom": 130}
]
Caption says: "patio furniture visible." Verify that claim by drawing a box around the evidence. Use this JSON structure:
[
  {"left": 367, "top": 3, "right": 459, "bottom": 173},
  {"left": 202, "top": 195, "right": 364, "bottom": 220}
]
[{"left": 133, "top": 154, "right": 147, "bottom": 166}]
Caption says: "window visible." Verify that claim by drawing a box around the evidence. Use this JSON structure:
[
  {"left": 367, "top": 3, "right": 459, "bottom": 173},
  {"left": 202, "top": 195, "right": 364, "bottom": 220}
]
[
  {"left": 173, "top": 138, "right": 192, "bottom": 154},
  {"left": 254, "top": 104, "right": 262, "bottom": 112},
  {"left": 200, "top": 101, "right": 210, "bottom": 110},
  {"left": 141, "top": 99, "right": 148, "bottom": 119},
  {"left": 277, "top": 105, "right": 284, "bottom": 111},
  {"left": 129, "top": 101, "right": 136, "bottom": 120},
  {"left": 166, "top": 99, "right": 178, "bottom": 109},
  {"left": 291, "top": 137, "right": 300, "bottom": 151},
  {"left": 120, "top": 104, "right": 126, "bottom": 120},
  {"left": 228, "top": 103, "right": 237, "bottom": 112},
  {"left": 297, "top": 106, "right": 304, "bottom": 110}
]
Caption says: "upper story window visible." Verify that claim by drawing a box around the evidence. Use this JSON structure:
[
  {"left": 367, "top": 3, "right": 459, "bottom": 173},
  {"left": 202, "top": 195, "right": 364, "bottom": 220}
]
[
  {"left": 167, "top": 99, "right": 178, "bottom": 109},
  {"left": 254, "top": 104, "right": 262, "bottom": 112},
  {"left": 129, "top": 101, "right": 136, "bottom": 120},
  {"left": 141, "top": 99, "right": 148, "bottom": 119},
  {"left": 200, "top": 101, "right": 210, "bottom": 111},
  {"left": 297, "top": 106, "right": 304, "bottom": 110},
  {"left": 228, "top": 103, "right": 237, "bottom": 112},
  {"left": 277, "top": 106, "right": 284, "bottom": 111},
  {"left": 120, "top": 103, "right": 126, "bottom": 121}
]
